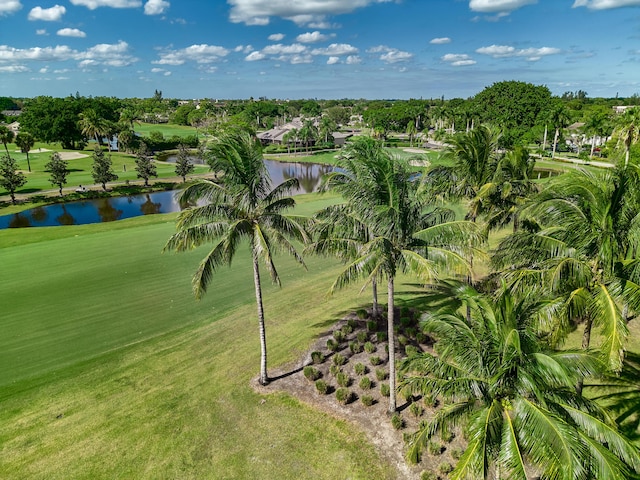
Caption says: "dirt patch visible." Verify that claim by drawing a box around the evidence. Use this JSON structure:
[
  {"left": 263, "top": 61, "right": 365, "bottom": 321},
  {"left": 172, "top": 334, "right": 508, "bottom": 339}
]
[
  {"left": 57, "top": 152, "right": 89, "bottom": 160},
  {"left": 256, "top": 309, "right": 465, "bottom": 479}
]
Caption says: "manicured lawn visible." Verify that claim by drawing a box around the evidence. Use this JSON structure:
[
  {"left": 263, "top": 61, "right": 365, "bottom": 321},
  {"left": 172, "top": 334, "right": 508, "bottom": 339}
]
[
  {"left": 135, "top": 122, "right": 199, "bottom": 138},
  {"left": 0, "top": 193, "right": 401, "bottom": 478}
]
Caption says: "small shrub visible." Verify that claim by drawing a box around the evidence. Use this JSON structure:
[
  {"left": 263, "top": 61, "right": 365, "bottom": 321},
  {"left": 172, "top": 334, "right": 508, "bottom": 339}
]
[
  {"left": 311, "top": 351, "right": 324, "bottom": 364},
  {"left": 361, "top": 394, "right": 374, "bottom": 406},
  {"left": 347, "top": 318, "right": 358, "bottom": 329},
  {"left": 416, "top": 332, "right": 427, "bottom": 344},
  {"left": 420, "top": 472, "right": 437, "bottom": 480},
  {"left": 428, "top": 441, "right": 443, "bottom": 456},
  {"left": 391, "top": 413, "right": 404, "bottom": 430},
  {"left": 333, "top": 353, "right": 346, "bottom": 366},
  {"left": 326, "top": 339, "right": 339, "bottom": 352},
  {"left": 376, "top": 331, "right": 387, "bottom": 343},
  {"left": 424, "top": 395, "right": 438, "bottom": 408},
  {"left": 357, "top": 331, "right": 368, "bottom": 343},
  {"left": 315, "top": 379, "right": 329, "bottom": 394},
  {"left": 441, "top": 430, "right": 455, "bottom": 443},
  {"left": 438, "top": 463, "right": 454, "bottom": 475},
  {"left": 380, "top": 383, "right": 390, "bottom": 397},
  {"left": 409, "top": 402, "right": 424, "bottom": 417},
  {"left": 451, "top": 448, "right": 464, "bottom": 460},
  {"left": 329, "top": 364, "right": 341, "bottom": 376},
  {"left": 400, "top": 306, "right": 410, "bottom": 317},
  {"left": 354, "top": 363, "right": 367, "bottom": 375},
  {"left": 400, "top": 316, "right": 412, "bottom": 328},
  {"left": 405, "top": 345, "right": 419, "bottom": 357},
  {"left": 359, "top": 376, "right": 372, "bottom": 390},
  {"left": 356, "top": 308, "right": 368, "bottom": 319},
  {"left": 336, "top": 372, "right": 350, "bottom": 387},
  {"left": 367, "top": 320, "right": 377, "bottom": 332},
  {"left": 398, "top": 334, "right": 409, "bottom": 346},
  {"left": 405, "top": 327, "right": 417, "bottom": 339},
  {"left": 370, "top": 356, "right": 382, "bottom": 366},
  {"left": 341, "top": 324, "right": 353, "bottom": 336},
  {"left": 349, "top": 341, "right": 362, "bottom": 354},
  {"left": 333, "top": 330, "right": 345, "bottom": 342},
  {"left": 364, "top": 341, "right": 376, "bottom": 354},
  {"left": 303, "top": 366, "right": 321, "bottom": 381},
  {"left": 375, "top": 368, "right": 388, "bottom": 381},
  {"left": 335, "top": 388, "right": 353, "bottom": 405}
]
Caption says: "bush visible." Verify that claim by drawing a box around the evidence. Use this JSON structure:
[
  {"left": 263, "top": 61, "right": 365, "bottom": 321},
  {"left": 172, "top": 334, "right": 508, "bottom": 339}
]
[
  {"left": 333, "top": 330, "right": 345, "bottom": 342},
  {"left": 311, "top": 351, "right": 324, "bottom": 364},
  {"left": 376, "top": 331, "right": 387, "bottom": 343},
  {"left": 400, "top": 316, "right": 412, "bottom": 328},
  {"left": 438, "top": 463, "right": 454, "bottom": 475},
  {"left": 405, "top": 345, "right": 419, "bottom": 357},
  {"left": 359, "top": 376, "right": 372, "bottom": 390},
  {"left": 364, "top": 341, "right": 376, "bottom": 354},
  {"left": 326, "top": 339, "right": 339, "bottom": 352},
  {"left": 356, "top": 308, "right": 368, "bottom": 319},
  {"left": 329, "top": 364, "right": 341, "bottom": 376},
  {"left": 367, "top": 320, "right": 377, "bottom": 332},
  {"left": 380, "top": 383, "right": 390, "bottom": 397},
  {"left": 428, "top": 441, "right": 443, "bottom": 455},
  {"left": 336, "top": 372, "right": 350, "bottom": 387},
  {"left": 303, "top": 366, "right": 321, "bottom": 381},
  {"left": 357, "top": 331, "right": 368, "bottom": 343},
  {"left": 333, "top": 353, "right": 347, "bottom": 366},
  {"left": 391, "top": 413, "right": 404, "bottom": 430},
  {"left": 370, "top": 356, "right": 382, "bottom": 366},
  {"left": 335, "top": 388, "right": 353, "bottom": 405},
  {"left": 424, "top": 395, "right": 438, "bottom": 408},
  {"left": 354, "top": 363, "right": 367, "bottom": 375},
  {"left": 347, "top": 318, "right": 358, "bottom": 329},
  {"left": 349, "top": 341, "right": 362, "bottom": 354},
  {"left": 375, "top": 368, "right": 388, "bottom": 381},
  {"left": 341, "top": 324, "right": 353, "bottom": 336},
  {"left": 361, "top": 394, "right": 374, "bottom": 406},
  {"left": 405, "top": 327, "right": 417, "bottom": 339},
  {"left": 441, "top": 430, "right": 455, "bottom": 443},
  {"left": 416, "top": 332, "right": 428, "bottom": 344},
  {"left": 420, "top": 471, "right": 437, "bottom": 480},
  {"left": 409, "top": 402, "right": 424, "bottom": 417},
  {"left": 315, "top": 379, "right": 329, "bottom": 394},
  {"left": 398, "top": 334, "right": 409, "bottom": 346},
  {"left": 451, "top": 448, "right": 464, "bottom": 460}
]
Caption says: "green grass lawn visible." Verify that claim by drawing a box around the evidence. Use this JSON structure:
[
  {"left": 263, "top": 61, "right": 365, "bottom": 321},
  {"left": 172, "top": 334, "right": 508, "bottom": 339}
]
[
  {"left": 0, "top": 193, "right": 404, "bottom": 479},
  {"left": 135, "top": 122, "right": 199, "bottom": 138}
]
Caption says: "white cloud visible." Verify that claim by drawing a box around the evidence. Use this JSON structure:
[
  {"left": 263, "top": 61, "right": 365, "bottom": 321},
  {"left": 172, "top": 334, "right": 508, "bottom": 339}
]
[
  {"left": 227, "top": 0, "right": 397, "bottom": 25},
  {"left": 0, "top": 44, "right": 77, "bottom": 62},
  {"left": 346, "top": 55, "right": 361, "bottom": 64},
  {"left": 70, "top": 0, "right": 141, "bottom": 10},
  {"left": 57, "top": 28, "right": 86, "bottom": 38},
  {"left": 296, "top": 31, "right": 334, "bottom": 43},
  {"left": 442, "top": 53, "right": 476, "bottom": 66},
  {"left": 79, "top": 40, "right": 138, "bottom": 66},
  {"left": 430, "top": 37, "right": 451, "bottom": 44},
  {"left": 144, "top": 0, "right": 169, "bottom": 15},
  {"left": 151, "top": 67, "right": 164, "bottom": 72},
  {"left": 234, "top": 45, "right": 253, "bottom": 53},
  {"left": 469, "top": 0, "right": 537, "bottom": 13},
  {"left": 0, "top": 0, "right": 22, "bottom": 16},
  {"left": 368, "top": 45, "right": 413, "bottom": 63},
  {"left": 476, "top": 44, "right": 561, "bottom": 60},
  {"left": 28, "top": 5, "right": 66, "bottom": 21},
  {"left": 0, "top": 65, "right": 29, "bottom": 72},
  {"left": 311, "top": 43, "right": 358, "bottom": 56},
  {"left": 262, "top": 43, "right": 307, "bottom": 55},
  {"left": 36, "top": 29, "right": 48, "bottom": 35},
  {"left": 245, "top": 51, "right": 266, "bottom": 61},
  {"left": 285, "top": 54, "right": 313, "bottom": 64},
  {"left": 572, "top": 0, "right": 640, "bottom": 8},
  {"left": 153, "top": 44, "right": 230, "bottom": 65},
  {"left": 327, "top": 56, "right": 340, "bottom": 64},
  {"left": 268, "top": 33, "right": 285, "bottom": 41}
]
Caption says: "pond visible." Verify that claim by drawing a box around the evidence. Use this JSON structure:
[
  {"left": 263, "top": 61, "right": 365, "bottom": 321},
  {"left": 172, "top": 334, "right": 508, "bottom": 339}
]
[{"left": 0, "top": 159, "right": 333, "bottom": 229}]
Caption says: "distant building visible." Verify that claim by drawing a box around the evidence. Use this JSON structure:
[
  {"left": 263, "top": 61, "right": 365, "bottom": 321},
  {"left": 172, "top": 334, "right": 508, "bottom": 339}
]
[
  {"left": 257, "top": 116, "right": 352, "bottom": 147},
  {"left": 1, "top": 109, "right": 21, "bottom": 117},
  {"left": 7, "top": 121, "right": 19, "bottom": 135},
  {"left": 613, "top": 106, "right": 635, "bottom": 114}
]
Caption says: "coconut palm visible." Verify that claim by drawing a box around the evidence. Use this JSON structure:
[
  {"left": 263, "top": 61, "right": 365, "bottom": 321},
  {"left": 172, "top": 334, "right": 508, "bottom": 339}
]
[
  {"left": 14, "top": 132, "right": 35, "bottom": 172},
  {"left": 313, "top": 139, "right": 483, "bottom": 413},
  {"left": 0, "top": 125, "right": 15, "bottom": 155},
  {"left": 583, "top": 110, "right": 612, "bottom": 159},
  {"left": 400, "top": 281, "right": 640, "bottom": 479},
  {"left": 492, "top": 163, "right": 640, "bottom": 373},
  {"left": 549, "top": 103, "right": 571, "bottom": 159},
  {"left": 79, "top": 109, "right": 109, "bottom": 146},
  {"left": 613, "top": 106, "right": 640, "bottom": 166},
  {"left": 164, "top": 132, "right": 308, "bottom": 385}
]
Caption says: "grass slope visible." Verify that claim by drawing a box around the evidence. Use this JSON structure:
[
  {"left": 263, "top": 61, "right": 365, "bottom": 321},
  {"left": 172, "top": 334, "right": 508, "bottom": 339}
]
[{"left": 0, "top": 195, "right": 399, "bottom": 478}]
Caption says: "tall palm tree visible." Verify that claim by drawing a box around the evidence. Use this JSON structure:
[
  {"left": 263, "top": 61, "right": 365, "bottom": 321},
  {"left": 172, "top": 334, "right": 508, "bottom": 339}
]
[
  {"left": 164, "top": 132, "right": 308, "bottom": 385},
  {"left": 15, "top": 132, "right": 35, "bottom": 172},
  {"left": 313, "top": 140, "right": 483, "bottom": 413},
  {"left": 0, "top": 125, "right": 15, "bottom": 155},
  {"left": 492, "top": 163, "right": 640, "bottom": 373},
  {"left": 613, "top": 106, "right": 640, "bottom": 166},
  {"left": 400, "top": 281, "right": 640, "bottom": 479},
  {"left": 583, "top": 110, "right": 612, "bottom": 159},
  {"left": 79, "top": 109, "right": 109, "bottom": 146},
  {"left": 549, "top": 103, "right": 571, "bottom": 159}
]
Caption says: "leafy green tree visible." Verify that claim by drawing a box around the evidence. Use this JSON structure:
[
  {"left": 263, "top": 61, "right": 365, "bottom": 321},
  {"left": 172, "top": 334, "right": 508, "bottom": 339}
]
[
  {"left": 14, "top": 132, "right": 35, "bottom": 172},
  {"left": 583, "top": 110, "right": 612, "bottom": 158},
  {"left": 116, "top": 128, "right": 137, "bottom": 153},
  {"left": 91, "top": 145, "right": 118, "bottom": 191},
  {"left": 400, "top": 282, "right": 640, "bottom": 479},
  {"left": 613, "top": 106, "right": 640, "bottom": 166},
  {"left": 175, "top": 143, "right": 195, "bottom": 183},
  {"left": 164, "top": 132, "right": 308, "bottom": 385},
  {"left": 549, "top": 102, "right": 571, "bottom": 158},
  {"left": 79, "top": 108, "right": 110, "bottom": 146},
  {"left": 0, "top": 154, "right": 27, "bottom": 204},
  {"left": 45, "top": 152, "right": 69, "bottom": 196},
  {"left": 0, "top": 125, "right": 14, "bottom": 155},
  {"left": 135, "top": 142, "right": 157, "bottom": 187}
]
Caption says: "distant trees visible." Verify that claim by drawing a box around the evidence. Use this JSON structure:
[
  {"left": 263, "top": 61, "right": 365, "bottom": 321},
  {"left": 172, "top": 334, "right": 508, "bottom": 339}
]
[
  {"left": 0, "top": 125, "right": 14, "bottom": 155},
  {"left": 174, "top": 143, "right": 195, "bottom": 183},
  {"left": 91, "top": 145, "right": 118, "bottom": 191},
  {"left": 45, "top": 152, "right": 69, "bottom": 196},
  {"left": 135, "top": 142, "right": 157, "bottom": 187},
  {"left": 0, "top": 155, "right": 27, "bottom": 204}
]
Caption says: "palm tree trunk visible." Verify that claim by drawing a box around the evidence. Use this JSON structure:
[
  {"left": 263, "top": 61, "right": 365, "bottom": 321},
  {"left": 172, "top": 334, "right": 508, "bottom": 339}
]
[
  {"left": 372, "top": 278, "right": 379, "bottom": 319},
  {"left": 387, "top": 277, "right": 396, "bottom": 414},
  {"left": 552, "top": 128, "right": 559, "bottom": 159},
  {"left": 542, "top": 125, "right": 548, "bottom": 151},
  {"left": 590, "top": 136, "right": 596, "bottom": 158},
  {"left": 253, "top": 251, "right": 269, "bottom": 385}
]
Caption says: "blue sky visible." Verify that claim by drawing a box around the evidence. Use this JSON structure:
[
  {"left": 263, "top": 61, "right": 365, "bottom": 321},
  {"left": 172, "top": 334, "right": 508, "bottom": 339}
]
[{"left": 1, "top": 0, "right": 639, "bottom": 100}]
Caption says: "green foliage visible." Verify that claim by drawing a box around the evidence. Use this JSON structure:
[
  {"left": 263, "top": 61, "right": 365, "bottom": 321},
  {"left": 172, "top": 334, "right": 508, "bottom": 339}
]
[
  {"left": 380, "top": 383, "right": 390, "bottom": 397},
  {"left": 375, "top": 368, "right": 387, "bottom": 381},
  {"left": 326, "top": 339, "right": 339, "bottom": 352},
  {"left": 451, "top": 448, "right": 464, "bottom": 460},
  {"left": 349, "top": 341, "right": 362, "bottom": 354},
  {"left": 332, "top": 330, "right": 345, "bottom": 342},
  {"left": 438, "top": 463, "right": 453, "bottom": 475},
  {"left": 336, "top": 371, "right": 350, "bottom": 387},
  {"left": 356, "top": 308, "right": 368, "bottom": 319},
  {"left": 427, "top": 441, "right": 443, "bottom": 456},
  {"left": 0, "top": 154, "right": 27, "bottom": 204},
  {"left": 347, "top": 318, "right": 358, "bottom": 329},
  {"left": 134, "top": 142, "right": 157, "bottom": 187},
  {"left": 369, "top": 356, "right": 382, "bottom": 366},
  {"left": 364, "top": 341, "right": 376, "bottom": 354},
  {"left": 405, "top": 345, "right": 419, "bottom": 357},
  {"left": 303, "top": 366, "right": 321, "bottom": 382},
  {"left": 341, "top": 324, "right": 353, "bottom": 335},
  {"left": 314, "top": 379, "right": 329, "bottom": 394},
  {"left": 174, "top": 143, "right": 195, "bottom": 182},
  {"left": 332, "top": 353, "right": 346, "bottom": 366},
  {"left": 391, "top": 413, "right": 404, "bottom": 430},
  {"left": 376, "top": 331, "right": 387, "bottom": 343},
  {"left": 329, "top": 364, "right": 341, "bottom": 377},
  {"left": 359, "top": 376, "right": 371, "bottom": 390},
  {"left": 409, "top": 402, "right": 423, "bottom": 418},
  {"left": 356, "top": 331, "right": 368, "bottom": 343},
  {"left": 354, "top": 363, "right": 367, "bottom": 375},
  {"left": 44, "top": 152, "right": 69, "bottom": 196},
  {"left": 360, "top": 394, "right": 374, "bottom": 407},
  {"left": 335, "top": 388, "right": 353, "bottom": 405},
  {"left": 311, "top": 351, "right": 324, "bottom": 364},
  {"left": 367, "top": 320, "right": 378, "bottom": 332},
  {"left": 441, "top": 430, "right": 455, "bottom": 443},
  {"left": 420, "top": 471, "right": 436, "bottom": 480},
  {"left": 415, "top": 332, "right": 427, "bottom": 344},
  {"left": 397, "top": 335, "right": 409, "bottom": 346},
  {"left": 91, "top": 145, "right": 118, "bottom": 190}
]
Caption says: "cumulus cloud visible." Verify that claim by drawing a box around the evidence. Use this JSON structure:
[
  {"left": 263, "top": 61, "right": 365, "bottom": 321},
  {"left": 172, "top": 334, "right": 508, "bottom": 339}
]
[
  {"left": 70, "top": 0, "right": 141, "bottom": 10},
  {"left": 311, "top": 43, "right": 358, "bottom": 56},
  {"left": 36, "top": 29, "right": 48, "bottom": 35},
  {"left": 572, "top": 0, "right": 640, "bottom": 8},
  {"left": 268, "top": 33, "right": 285, "bottom": 41},
  {"left": 346, "top": 55, "right": 361, "bottom": 64},
  {"left": 469, "top": 0, "right": 537, "bottom": 12},
  {"left": 367, "top": 45, "right": 413, "bottom": 63},
  {"left": 296, "top": 31, "right": 334, "bottom": 43},
  {"left": 441, "top": 53, "right": 476, "bottom": 66},
  {"left": 245, "top": 51, "right": 266, "bottom": 61},
  {"left": 144, "top": 0, "right": 169, "bottom": 15},
  {"left": 0, "top": 65, "right": 29, "bottom": 72},
  {"left": 57, "top": 28, "right": 86, "bottom": 37},
  {"left": 262, "top": 43, "right": 307, "bottom": 55},
  {"left": 234, "top": 45, "right": 253, "bottom": 53},
  {"left": 153, "top": 44, "right": 230, "bottom": 65},
  {"left": 327, "top": 56, "right": 340, "bottom": 64},
  {"left": 476, "top": 44, "right": 560, "bottom": 60},
  {"left": 79, "top": 40, "right": 138, "bottom": 66},
  {"left": 227, "top": 0, "right": 397, "bottom": 25},
  {"left": 0, "top": 0, "right": 22, "bottom": 16},
  {"left": 430, "top": 37, "right": 451, "bottom": 44},
  {"left": 28, "top": 5, "right": 66, "bottom": 21}
]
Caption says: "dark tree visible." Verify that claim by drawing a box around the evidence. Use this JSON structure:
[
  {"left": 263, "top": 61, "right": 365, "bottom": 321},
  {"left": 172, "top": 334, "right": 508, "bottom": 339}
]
[
  {"left": 0, "top": 154, "right": 27, "bottom": 204},
  {"left": 91, "top": 145, "right": 118, "bottom": 190},
  {"left": 0, "top": 125, "right": 14, "bottom": 155},
  {"left": 45, "top": 152, "right": 69, "bottom": 196},
  {"left": 135, "top": 142, "right": 157, "bottom": 187},
  {"left": 175, "top": 143, "right": 195, "bottom": 183},
  {"left": 14, "top": 132, "right": 35, "bottom": 172}
]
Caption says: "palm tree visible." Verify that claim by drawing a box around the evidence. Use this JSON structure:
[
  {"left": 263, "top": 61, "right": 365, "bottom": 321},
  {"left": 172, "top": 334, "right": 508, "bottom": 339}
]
[
  {"left": 406, "top": 121, "right": 417, "bottom": 147},
  {"left": 0, "top": 125, "right": 15, "bottom": 155},
  {"left": 613, "top": 106, "right": 640, "bottom": 166},
  {"left": 313, "top": 140, "right": 482, "bottom": 413},
  {"left": 15, "top": 132, "right": 35, "bottom": 172},
  {"left": 79, "top": 109, "right": 109, "bottom": 146},
  {"left": 549, "top": 103, "right": 571, "bottom": 159},
  {"left": 492, "top": 163, "right": 640, "bottom": 373},
  {"left": 164, "top": 132, "right": 308, "bottom": 385},
  {"left": 400, "top": 281, "right": 640, "bottom": 479},
  {"left": 583, "top": 110, "right": 612, "bottom": 159}
]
